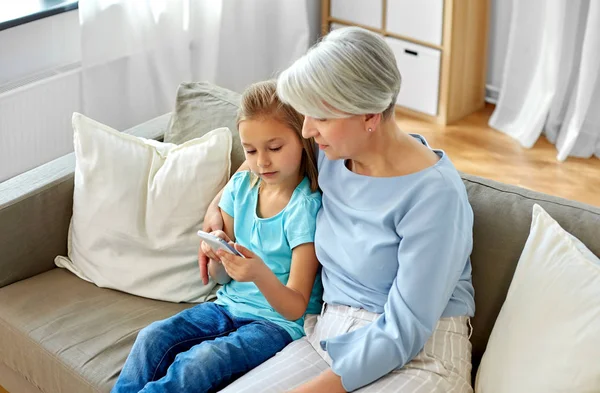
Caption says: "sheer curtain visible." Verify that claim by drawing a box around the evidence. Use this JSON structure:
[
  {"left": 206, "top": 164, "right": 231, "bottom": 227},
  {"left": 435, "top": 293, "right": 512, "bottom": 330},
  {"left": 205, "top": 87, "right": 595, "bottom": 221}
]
[
  {"left": 190, "top": 0, "right": 311, "bottom": 93},
  {"left": 79, "top": 0, "right": 312, "bottom": 130},
  {"left": 489, "top": 0, "right": 600, "bottom": 161},
  {"left": 79, "top": 0, "right": 192, "bottom": 130}
]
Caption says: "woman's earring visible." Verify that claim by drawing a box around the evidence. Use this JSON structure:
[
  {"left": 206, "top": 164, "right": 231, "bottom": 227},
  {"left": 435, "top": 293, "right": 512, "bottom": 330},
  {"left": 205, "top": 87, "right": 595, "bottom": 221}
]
[{"left": 368, "top": 128, "right": 373, "bottom": 132}]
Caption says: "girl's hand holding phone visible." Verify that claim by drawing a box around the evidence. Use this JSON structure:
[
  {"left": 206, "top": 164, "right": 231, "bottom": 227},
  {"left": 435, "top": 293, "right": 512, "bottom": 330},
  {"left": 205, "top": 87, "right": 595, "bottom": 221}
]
[
  {"left": 199, "top": 230, "right": 234, "bottom": 261},
  {"left": 217, "top": 244, "right": 269, "bottom": 283}
]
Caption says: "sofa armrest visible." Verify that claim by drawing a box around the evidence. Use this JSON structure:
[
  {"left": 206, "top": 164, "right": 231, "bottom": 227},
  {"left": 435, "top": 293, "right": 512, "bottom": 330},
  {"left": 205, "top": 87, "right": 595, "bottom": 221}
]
[{"left": 0, "top": 113, "right": 172, "bottom": 289}]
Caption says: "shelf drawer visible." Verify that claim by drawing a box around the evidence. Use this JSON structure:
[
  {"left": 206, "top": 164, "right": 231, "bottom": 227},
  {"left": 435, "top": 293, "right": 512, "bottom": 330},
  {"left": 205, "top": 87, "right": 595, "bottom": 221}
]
[
  {"left": 330, "top": 0, "right": 383, "bottom": 30},
  {"left": 386, "top": 0, "right": 444, "bottom": 46},
  {"left": 385, "top": 37, "right": 441, "bottom": 116}
]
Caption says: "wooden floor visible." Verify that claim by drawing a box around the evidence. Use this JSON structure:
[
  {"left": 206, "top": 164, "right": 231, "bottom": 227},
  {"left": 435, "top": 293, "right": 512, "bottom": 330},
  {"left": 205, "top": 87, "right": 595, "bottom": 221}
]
[
  {"left": 0, "top": 385, "right": 8, "bottom": 393},
  {"left": 397, "top": 104, "right": 600, "bottom": 207}
]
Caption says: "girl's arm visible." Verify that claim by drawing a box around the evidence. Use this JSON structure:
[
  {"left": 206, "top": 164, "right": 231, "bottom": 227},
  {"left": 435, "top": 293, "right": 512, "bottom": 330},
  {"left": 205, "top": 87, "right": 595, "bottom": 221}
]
[
  {"left": 221, "top": 210, "right": 235, "bottom": 242},
  {"left": 255, "top": 242, "right": 320, "bottom": 320},
  {"left": 218, "top": 242, "right": 320, "bottom": 321}
]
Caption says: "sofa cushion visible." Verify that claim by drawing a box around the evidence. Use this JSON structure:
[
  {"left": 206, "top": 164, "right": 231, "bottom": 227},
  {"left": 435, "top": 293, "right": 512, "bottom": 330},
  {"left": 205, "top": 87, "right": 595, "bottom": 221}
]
[
  {"left": 164, "top": 82, "right": 245, "bottom": 175},
  {"left": 0, "top": 268, "right": 193, "bottom": 393},
  {"left": 461, "top": 173, "right": 600, "bottom": 376}
]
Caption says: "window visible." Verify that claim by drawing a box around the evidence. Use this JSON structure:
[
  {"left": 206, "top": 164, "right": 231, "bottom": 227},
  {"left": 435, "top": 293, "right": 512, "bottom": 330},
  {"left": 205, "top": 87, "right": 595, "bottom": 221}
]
[{"left": 0, "top": 0, "right": 78, "bottom": 31}]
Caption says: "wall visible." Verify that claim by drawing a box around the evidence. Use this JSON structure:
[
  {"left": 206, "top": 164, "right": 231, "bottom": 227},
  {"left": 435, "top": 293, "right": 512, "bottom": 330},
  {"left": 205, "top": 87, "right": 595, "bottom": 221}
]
[
  {"left": 0, "top": 10, "right": 80, "bottom": 85},
  {"left": 0, "top": 10, "right": 81, "bottom": 182},
  {"left": 486, "top": 0, "right": 512, "bottom": 100},
  {"left": 307, "top": 0, "right": 322, "bottom": 45}
]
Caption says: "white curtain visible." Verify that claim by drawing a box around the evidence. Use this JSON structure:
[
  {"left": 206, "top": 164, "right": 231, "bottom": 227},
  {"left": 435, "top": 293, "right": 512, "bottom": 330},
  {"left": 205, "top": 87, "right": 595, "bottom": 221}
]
[
  {"left": 489, "top": 0, "right": 600, "bottom": 161},
  {"left": 80, "top": 0, "right": 312, "bottom": 130}
]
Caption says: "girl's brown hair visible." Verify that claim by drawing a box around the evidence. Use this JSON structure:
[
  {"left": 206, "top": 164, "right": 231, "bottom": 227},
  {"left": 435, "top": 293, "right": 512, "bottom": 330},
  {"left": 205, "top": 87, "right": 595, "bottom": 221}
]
[{"left": 237, "top": 80, "right": 319, "bottom": 192}]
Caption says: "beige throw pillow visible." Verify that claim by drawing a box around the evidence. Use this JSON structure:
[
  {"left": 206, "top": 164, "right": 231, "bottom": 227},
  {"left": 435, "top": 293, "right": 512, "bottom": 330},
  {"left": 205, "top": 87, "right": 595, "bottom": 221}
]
[
  {"left": 475, "top": 204, "right": 600, "bottom": 392},
  {"left": 55, "top": 113, "right": 231, "bottom": 303}
]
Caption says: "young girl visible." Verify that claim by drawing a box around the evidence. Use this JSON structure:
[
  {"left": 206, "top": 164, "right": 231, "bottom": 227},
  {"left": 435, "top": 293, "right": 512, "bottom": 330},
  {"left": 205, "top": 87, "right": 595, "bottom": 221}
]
[{"left": 111, "top": 80, "right": 322, "bottom": 393}]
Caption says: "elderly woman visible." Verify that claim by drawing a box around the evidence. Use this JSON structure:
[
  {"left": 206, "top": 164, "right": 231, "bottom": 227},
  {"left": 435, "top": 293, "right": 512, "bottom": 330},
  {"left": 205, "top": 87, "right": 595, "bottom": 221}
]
[{"left": 203, "top": 26, "right": 475, "bottom": 393}]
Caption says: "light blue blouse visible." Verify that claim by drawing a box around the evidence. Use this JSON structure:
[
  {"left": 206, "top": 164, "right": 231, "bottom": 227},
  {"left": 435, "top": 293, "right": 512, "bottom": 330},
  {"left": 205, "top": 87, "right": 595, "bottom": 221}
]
[{"left": 316, "top": 135, "right": 475, "bottom": 391}]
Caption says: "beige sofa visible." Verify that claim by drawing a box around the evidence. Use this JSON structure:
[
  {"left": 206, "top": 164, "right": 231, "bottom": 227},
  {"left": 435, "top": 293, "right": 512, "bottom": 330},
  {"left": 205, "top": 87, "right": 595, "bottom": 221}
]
[{"left": 1, "top": 109, "right": 599, "bottom": 393}]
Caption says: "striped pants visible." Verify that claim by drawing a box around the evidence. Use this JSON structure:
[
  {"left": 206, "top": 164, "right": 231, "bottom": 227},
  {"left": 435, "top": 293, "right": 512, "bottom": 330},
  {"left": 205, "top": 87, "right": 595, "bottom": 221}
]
[{"left": 219, "top": 304, "right": 473, "bottom": 392}]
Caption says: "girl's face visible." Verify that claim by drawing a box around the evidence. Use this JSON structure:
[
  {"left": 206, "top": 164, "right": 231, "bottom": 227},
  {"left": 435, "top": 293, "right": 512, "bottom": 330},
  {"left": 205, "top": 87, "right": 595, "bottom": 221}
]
[
  {"left": 301, "top": 115, "right": 369, "bottom": 161},
  {"left": 239, "top": 117, "right": 304, "bottom": 186}
]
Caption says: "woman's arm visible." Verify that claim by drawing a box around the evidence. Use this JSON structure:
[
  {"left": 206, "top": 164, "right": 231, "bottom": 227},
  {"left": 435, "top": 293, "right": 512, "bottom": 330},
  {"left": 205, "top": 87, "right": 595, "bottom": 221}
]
[
  {"left": 217, "top": 242, "right": 320, "bottom": 321},
  {"left": 207, "top": 259, "right": 231, "bottom": 285},
  {"left": 206, "top": 211, "right": 235, "bottom": 284}
]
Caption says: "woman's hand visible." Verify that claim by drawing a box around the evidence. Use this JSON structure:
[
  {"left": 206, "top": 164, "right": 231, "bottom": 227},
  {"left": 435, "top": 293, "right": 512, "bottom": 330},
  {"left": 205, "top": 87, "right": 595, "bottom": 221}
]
[
  {"left": 287, "top": 370, "right": 346, "bottom": 393},
  {"left": 217, "top": 244, "right": 270, "bottom": 283},
  {"left": 199, "top": 190, "right": 226, "bottom": 285},
  {"left": 203, "top": 203, "right": 224, "bottom": 234}
]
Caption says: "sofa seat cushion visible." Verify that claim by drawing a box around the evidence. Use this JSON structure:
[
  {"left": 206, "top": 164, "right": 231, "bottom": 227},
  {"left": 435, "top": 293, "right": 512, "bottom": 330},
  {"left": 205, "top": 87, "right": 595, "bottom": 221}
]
[{"left": 0, "top": 268, "right": 193, "bottom": 393}]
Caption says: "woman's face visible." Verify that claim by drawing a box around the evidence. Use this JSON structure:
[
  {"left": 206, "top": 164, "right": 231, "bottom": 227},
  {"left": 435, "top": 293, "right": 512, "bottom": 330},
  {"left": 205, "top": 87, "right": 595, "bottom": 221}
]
[{"left": 302, "top": 115, "right": 368, "bottom": 161}]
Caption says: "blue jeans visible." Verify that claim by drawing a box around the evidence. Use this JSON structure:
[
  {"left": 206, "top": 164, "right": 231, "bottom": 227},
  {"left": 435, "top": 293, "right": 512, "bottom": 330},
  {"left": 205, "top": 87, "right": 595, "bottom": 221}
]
[{"left": 111, "top": 302, "right": 293, "bottom": 393}]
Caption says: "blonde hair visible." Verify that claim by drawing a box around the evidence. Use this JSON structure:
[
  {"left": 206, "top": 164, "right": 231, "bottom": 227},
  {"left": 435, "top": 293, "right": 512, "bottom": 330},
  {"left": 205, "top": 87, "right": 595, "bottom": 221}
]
[
  {"left": 237, "top": 80, "right": 319, "bottom": 192},
  {"left": 277, "top": 26, "right": 401, "bottom": 120}
]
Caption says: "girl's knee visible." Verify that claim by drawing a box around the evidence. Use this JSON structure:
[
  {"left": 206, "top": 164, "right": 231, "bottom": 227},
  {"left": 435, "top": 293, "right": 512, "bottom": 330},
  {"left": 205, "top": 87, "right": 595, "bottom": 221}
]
[
  {"left": 170, "top": 345, "right": 220, "bottom": 381},
  {"left": 186, "top": 342, "right": 221, "bottom": 369},
  {"left": 136, "top": 319, "right": 171, "bottom": 342}
]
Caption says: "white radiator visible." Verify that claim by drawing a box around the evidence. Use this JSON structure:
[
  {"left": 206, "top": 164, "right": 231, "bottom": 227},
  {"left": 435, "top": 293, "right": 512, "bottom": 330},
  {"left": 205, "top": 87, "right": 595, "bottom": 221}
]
[{"left": 0, "top": 62, "right": 81, "bottom": 182}]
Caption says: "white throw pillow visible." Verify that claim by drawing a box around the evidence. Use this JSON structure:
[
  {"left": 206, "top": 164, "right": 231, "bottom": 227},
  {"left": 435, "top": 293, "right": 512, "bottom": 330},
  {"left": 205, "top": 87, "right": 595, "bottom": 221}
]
[
  {"left": 475, "top": 204, "right": 600, "bottom": 393},
  {"left": 55, "top": 113, "right": 231, "bottom": 303}
]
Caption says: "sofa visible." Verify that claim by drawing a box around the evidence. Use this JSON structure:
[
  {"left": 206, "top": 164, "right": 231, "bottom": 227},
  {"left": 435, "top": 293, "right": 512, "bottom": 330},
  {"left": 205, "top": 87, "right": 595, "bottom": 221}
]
[{"left": 1, "top": 105, "right": 600, "bottom": 393}]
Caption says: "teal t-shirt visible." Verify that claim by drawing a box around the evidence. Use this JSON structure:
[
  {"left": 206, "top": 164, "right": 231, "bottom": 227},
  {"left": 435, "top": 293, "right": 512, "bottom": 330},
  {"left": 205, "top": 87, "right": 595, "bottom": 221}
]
[{"left": 215, "top": 171, "right": 323, "bottom": 340}]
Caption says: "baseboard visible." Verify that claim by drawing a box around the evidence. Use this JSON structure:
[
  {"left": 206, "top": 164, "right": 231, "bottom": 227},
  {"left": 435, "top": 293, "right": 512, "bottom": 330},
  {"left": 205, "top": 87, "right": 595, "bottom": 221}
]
[{"left": 485, "top": 84, "right": 500, "bottom": 104}]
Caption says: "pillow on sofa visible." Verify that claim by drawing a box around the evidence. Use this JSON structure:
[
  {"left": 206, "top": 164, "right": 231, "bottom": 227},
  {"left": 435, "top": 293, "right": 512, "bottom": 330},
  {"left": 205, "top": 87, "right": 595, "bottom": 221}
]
[
  {"left": 55, "top": 113, "right": 231, "bottom": 303},
  {"left": 475, "top": 204, "right": 600, "bottom": 392},
  {"left": 164, "top": 81, "right": 245, "bottom": 175}
]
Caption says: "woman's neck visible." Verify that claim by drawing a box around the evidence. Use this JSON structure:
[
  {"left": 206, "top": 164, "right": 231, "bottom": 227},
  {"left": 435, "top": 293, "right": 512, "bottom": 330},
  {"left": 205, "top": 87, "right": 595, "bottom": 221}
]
[{"left": 348, "top": 120, "right": 438, "bottom": 177}]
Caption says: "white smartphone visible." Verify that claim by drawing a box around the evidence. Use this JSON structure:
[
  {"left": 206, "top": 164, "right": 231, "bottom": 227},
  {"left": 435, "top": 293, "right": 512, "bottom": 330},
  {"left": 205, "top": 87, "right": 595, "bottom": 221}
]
[{"left": 197, "top": 230, "right": 243, "bottom": 257}]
